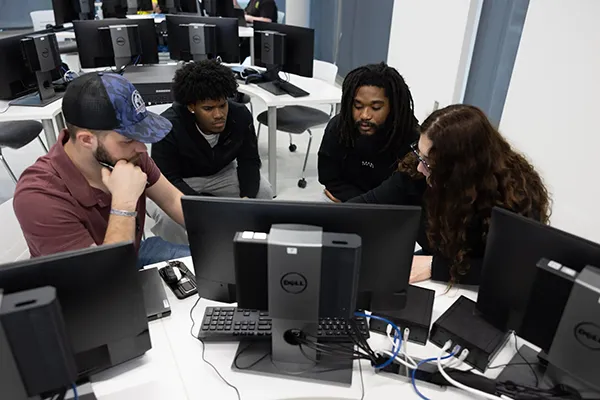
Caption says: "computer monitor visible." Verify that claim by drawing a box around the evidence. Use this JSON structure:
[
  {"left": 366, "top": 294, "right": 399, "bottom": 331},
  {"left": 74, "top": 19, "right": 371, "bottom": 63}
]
[
  {"left": 52, "top": 0, "right": 130, "bottom": 24},
  {"left": 0, "top": 32, "right": 62, "bottom": 101},
  {"left": 52, "top": 0, "right": 95, "bottom": 25},
  {"left": 11, "top": 33, "right": 63, "bottom": 107},
  {"left": 203, "top": 0, "right": 235, "bottom": 17},
  {"left": 181, "top": 197, "right": 422, "bottom": 311},
  {"left": 103, "top": 0, "right": 129, "bottom": 18},
  {"left": 74, "top": 18, "right": 159, "bottom": 69},
  {"left": 180, "top": 0, "right": 200, "bottom": 13},
  {"left": 0, "top": 243, "right": 150, "bottom": 379},
  {"left": 477, "top": 207, "right": 600, "bottom": 351},
  {"left": 252, "top": 21, "right": 314, "bottom": 96},
  {"left": 135, "top": 0, "right": 154, "bottom": 12},
  {"left": 157, "top": 0, "right": 181, "bottom": 13},
  {"left": 0, "top": 33, "right": 38, "bottom": 100},
  {"left": 166, "top": 15, "right": 239, "bottom": 62}
]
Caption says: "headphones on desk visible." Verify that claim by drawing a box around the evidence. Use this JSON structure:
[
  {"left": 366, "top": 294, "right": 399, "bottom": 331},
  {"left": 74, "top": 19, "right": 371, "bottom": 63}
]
[{"left": 245, "top": 73, "right": 264, "bottom": 84}]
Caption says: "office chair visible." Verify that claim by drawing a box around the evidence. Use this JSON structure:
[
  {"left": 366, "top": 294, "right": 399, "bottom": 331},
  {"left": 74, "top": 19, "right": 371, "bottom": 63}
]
[
  {"left": 256, "top": 60, "right": 338, "bottom": 188},
  {"left": 0, "top": 121, "right": 47, "bottom": 184}
]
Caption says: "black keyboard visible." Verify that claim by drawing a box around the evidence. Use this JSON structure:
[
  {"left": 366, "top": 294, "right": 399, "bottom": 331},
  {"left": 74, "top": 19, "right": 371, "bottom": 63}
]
[{"left": 198, "top": 307, "right": 370, "bottom": 342}]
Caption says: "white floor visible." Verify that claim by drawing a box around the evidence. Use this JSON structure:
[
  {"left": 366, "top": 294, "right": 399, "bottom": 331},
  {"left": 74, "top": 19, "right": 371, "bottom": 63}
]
[{"left": 0, "top": 100, "right": 329, "bottom": 204}]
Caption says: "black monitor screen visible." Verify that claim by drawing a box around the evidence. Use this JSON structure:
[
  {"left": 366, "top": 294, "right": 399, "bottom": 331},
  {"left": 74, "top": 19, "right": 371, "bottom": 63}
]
[
  {"left": 182, "top": 197, "right": 421, "bottom": 310},
  {"left": 204, "top": 0, "right": 235, "bottom": 17},
  {"left": 74, "top": 18, "right": 159, "bottom": 68},
  {"left": 253, "top": 21, "right": 314, "bottom": 78},
  {"left": 477, "top": 207, "right": 600, "bottom": 350},
  {"left": 0, "top": 33, "right": 37, "bottom": 100},
  {"left": 0, "top": 243, "right": 149, "bottom": 378},
  {"left": 166, "top": 15, "right": 239, "bottom": 63}
]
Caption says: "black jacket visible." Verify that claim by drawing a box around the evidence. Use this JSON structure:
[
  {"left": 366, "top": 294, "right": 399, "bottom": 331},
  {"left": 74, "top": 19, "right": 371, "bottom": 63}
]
[
  {"left": 349, "top": 172, "right": 488, "bottom": 285},
  {"left": 245, "top": 0, "right": 278, "bottom": 22},
  {"left": 317, "top": 115, "right": 417, "bottom": 202},
  {"left": 152, "top": 102, "right": 261, "bottom": 198}
]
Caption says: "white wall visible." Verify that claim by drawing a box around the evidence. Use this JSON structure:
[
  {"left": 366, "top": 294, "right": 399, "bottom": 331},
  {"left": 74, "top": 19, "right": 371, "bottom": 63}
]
[
  {"left": 499, "top": 0, "right": 600, "bottom": 243},
  {"left": 387, "top": 0, "right": 481, "bottom": 122},
  {"left": 285, "top": 0, "right": 310, "bottom": 27}
]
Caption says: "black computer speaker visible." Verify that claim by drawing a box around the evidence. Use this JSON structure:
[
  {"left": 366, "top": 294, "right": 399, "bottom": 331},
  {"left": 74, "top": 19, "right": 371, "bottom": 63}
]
[{"left": 0, "top": 286, "right": 77, "bottom": 397}]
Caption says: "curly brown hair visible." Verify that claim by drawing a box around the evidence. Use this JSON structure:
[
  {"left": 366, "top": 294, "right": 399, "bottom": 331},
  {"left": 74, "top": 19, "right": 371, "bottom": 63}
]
[{"left": 400, "top": 105, "right": 551, "bottom": 282}]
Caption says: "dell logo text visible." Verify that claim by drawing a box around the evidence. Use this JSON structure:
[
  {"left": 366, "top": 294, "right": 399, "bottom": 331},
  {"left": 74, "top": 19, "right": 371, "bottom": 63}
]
[
  {"left": 574, "top": 322, "right": 600, "bottom": 350},
  {"left": 281, "top": 273, "right": 307, "bottom": 294}
]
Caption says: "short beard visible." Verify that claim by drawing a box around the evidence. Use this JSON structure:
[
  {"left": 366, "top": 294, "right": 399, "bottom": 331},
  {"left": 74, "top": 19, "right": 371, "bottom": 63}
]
[
  {"left": 94, "top": 141, "right": 116, "bottom": 167},
  {"left": 94, "top": 141, "right": 140, "bottom": 167},
  {"left": 354, "top": 120, "right": 380, "bottom": 132}
]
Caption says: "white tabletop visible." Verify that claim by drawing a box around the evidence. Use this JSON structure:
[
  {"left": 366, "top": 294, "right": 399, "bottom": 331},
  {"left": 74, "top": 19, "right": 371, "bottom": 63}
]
[
  {"left": 125, "top": 14, "right": 166, "bottom": 24},
  {"left": 239, "top": 26, "right": 254, "bottom": 38},
  {"left": 0, "top": 97, "right": 63, "bottom": 123},
  {"left": 237, "top": 73, "right": 342, "bottom": 108},
  {"left": 90, "top": 318, "right": 188, "bottom": 399},
  {"left": 122, "top": 256, "right": 535, "bottom": 400},
  {"left": 55, "top": 31, "right": 76, "bottom": 41}
]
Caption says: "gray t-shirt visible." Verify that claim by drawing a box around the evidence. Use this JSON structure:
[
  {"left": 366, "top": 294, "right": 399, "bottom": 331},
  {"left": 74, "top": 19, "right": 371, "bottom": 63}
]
[{"left": 196, "top": 124, "right": 220, "bottom": 148}]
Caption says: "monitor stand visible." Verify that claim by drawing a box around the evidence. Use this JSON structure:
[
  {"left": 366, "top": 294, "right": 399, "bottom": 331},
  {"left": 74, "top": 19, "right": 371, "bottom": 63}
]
[
  {"left": 256, "top": 80, "right": 287, "bottom": 96},
  {"left": 10, "top": 91, "right": 63, "bottom": 107},
  {"left": 231, "top": 339, "right": 353, "bottom": 386},
  {"left": 255, "top": 66, "right": 309, "bottom": 97}
]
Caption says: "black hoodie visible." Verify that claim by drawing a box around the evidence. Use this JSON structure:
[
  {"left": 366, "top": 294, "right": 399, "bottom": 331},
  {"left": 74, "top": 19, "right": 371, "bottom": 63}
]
[
  {"left": 317, "top": 114, "right": 418, "bottom": 202},
  {"left": 152, "top": 101, "right": 261, "bottom": 197}
]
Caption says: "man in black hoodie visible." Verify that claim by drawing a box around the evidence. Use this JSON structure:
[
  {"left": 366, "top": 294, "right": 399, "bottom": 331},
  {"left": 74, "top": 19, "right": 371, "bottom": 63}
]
[
  {"left": 152, "top": 60, "right": 272, "bottom": 200},
  {"left": 149, "top": 60, "right": 272, "bottom": 242},
  {"left": 318, "top": 62, "right": 418, "bottom": 202}
]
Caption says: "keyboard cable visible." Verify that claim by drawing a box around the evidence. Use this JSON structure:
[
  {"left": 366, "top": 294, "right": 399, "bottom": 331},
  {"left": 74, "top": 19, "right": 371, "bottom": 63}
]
[{"left": 190, "top": 297, "right": 242, "bottom": 400}]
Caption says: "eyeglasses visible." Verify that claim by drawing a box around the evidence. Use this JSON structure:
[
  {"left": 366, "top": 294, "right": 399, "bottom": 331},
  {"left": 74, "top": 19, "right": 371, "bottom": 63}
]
[{"left": 410, "top": 141, "right": 431, "bottom": 171}]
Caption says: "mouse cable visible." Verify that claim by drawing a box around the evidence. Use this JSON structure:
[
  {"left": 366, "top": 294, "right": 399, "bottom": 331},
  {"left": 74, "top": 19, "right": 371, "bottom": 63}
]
[{"left": 189, "top": 296, "right": 242, "bottom": 400}]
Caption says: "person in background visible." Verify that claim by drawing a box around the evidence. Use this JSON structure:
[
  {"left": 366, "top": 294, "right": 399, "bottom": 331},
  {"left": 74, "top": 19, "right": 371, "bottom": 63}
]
[
  {"left": 350, "top": 104, "right": 551, "bottom": 285},
  {"left": 318, "top": 62, "right": 418, "bottom": 203},
  {"left": 233, "top": 0, "right": 278, "bottom": 23},
  {"left": 13, "top": 72, "right": 190, "bottom": 268},
  {"left": 152, "top": 0, "right": 161, "bottom": 13},
  {"left": 150, "top": 60, "right": 272, "bottom": 242}
]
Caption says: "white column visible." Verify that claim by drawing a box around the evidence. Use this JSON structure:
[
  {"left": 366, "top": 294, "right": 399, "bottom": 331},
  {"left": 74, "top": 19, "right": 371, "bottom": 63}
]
[
  {"left": 284, "top": 0, "right": 310, "bottom": 27},
  {"left": 387, "top": 0, "right": 479, "bottom": 122}
]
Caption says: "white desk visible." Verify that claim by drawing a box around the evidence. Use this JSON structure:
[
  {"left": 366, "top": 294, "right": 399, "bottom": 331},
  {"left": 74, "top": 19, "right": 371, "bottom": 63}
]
[
  {"left": 0, "top": 98, "right": 65, "bottom": 147},
  {"left": 125, "top": 14, "right": 167, "bottom": 24},
  {"left": 238, "top": 26, "right": 254, "bottom": 38},
  {"left": 119, "top": 256, "right": 531, "bottom": 400},
  {"left": 237, "top": 75, "right": 342, "bottom": 194},
  {"left": 90, "top": 318, "right": 189, "bottom": 400}
]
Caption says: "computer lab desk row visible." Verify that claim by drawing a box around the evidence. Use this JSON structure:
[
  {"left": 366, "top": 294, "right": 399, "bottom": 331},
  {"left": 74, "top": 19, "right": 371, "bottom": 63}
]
[
  {"left": 88, "top": 256, "right": 535, "bottom": 400},
  {"left": 0, "top": 69, "right": 341, "bottom": 196}
]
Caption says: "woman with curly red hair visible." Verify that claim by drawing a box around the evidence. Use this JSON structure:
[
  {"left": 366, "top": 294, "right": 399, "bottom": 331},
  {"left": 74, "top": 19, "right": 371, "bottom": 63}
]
[{"left": 350, "top": 104, "right": 551, "bottom": 285}]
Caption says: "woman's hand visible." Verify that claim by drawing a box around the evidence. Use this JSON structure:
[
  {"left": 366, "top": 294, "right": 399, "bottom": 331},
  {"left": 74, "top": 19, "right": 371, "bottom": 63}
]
[
  {"left": 410, "top": 256, "right": 432, "bottom": 283},
  {"left": 324, "top": 189, "right": 341, "bottom": 203}
]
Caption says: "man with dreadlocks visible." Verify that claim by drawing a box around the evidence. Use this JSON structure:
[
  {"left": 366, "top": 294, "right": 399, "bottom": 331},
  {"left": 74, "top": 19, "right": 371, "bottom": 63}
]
[{"left": 318, "top": 62, "right": 418, "bottom": 203}]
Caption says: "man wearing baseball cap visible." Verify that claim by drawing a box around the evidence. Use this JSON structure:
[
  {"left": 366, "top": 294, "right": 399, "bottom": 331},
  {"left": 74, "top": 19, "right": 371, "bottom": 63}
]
[{"left": 13, "top": 72, "right": 190, "bottom": 267}]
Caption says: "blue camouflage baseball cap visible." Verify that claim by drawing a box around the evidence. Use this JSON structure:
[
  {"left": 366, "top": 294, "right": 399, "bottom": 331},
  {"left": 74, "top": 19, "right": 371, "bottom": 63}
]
[{"left": 62, "top": 72, "right": 172, "bottom": 144}]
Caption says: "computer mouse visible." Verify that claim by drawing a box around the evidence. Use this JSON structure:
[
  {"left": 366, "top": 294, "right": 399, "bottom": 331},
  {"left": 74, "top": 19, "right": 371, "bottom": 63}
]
[{"left": 160, "top": 264, "right": 181, "bottom": 285}]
